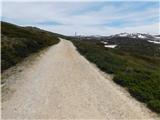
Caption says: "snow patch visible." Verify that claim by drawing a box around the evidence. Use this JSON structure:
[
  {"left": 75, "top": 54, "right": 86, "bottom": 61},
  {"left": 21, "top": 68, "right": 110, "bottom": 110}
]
[
  {"left": 113, "top": 33, "right": 153, "bottom": 39},
  {"left": 155, "top": 36, "right": 160, "bottom": 40},
  {"left": 104, "top": 45, "right": 117, "bottom": 48},
  {"left": 148, "top": 40, "right": 160, "bottom": 44},
  {"left": 138, "top": 34, "right": 146, "bottom": 39},
  {"left": 119, "top": 33, "right": 128, "bottom": 37},
  {"left": 101, "top": 41, "right": 108, "bottom": 44}
]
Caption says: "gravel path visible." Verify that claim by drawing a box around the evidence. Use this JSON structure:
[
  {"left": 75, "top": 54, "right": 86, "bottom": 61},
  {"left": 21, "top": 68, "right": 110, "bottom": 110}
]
[{"left": 1, "top": 38, "right": 158, "bottom": 119}]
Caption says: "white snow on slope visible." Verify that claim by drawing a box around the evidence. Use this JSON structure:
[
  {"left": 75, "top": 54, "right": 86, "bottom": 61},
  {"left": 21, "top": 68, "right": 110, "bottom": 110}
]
[
  {"left": 101, "top": 41, "right": 108, "bottom": 44},
  {"left": 104, "top": 45, "right": 117, "bottom": 48},
  {"left": 155, "top": 36, "right": 160, "bottom": 40},
  {"left": 148, "top": 40, "right": 160, "bottom": 44},
  {"left": 138, "top": 34, "right": 146, "bottom": 39},
  {"left": 119, "top": 33, "right": 128, "bottom": 37},
  {"left": 114, "top": 33, "right": 153, "bottom": 39}
]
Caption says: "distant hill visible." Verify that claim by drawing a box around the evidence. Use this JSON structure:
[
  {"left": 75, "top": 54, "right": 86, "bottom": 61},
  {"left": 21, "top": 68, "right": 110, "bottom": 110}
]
[
  {"left": 109, "top": 33, "right": 155, "bottom": 39},
  {"left": 1, "top": 21, "right": 65, "bottom": 72},
  {"left": 79, "top": 34, "right": 160, "bottom": 57},
  {"left": 103, "top": 36, "right": 160, "bottom": 57}
]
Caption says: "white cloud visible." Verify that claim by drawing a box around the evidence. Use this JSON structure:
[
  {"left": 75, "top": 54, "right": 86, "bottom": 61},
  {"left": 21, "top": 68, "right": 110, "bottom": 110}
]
[
  {"left": 34, "top": 22, "right": 159, "bottom": 36},
  {"left": 2, "top": 1, "right": 160, "bottom": 35},
  {"left": 2, "top": 0, "right": 94, "bottom": 1}
]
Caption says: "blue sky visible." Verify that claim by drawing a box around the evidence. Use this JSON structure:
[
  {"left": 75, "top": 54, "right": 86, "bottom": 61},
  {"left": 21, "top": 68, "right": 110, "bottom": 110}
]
[{"left": 1, "top": 1, "right": 160, "bottom": 35}]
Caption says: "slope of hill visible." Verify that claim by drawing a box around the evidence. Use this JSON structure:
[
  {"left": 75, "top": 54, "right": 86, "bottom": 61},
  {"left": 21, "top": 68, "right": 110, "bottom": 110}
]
[
  {"left": 104, "top": 37, "right": 160, "bottom": 57},
  {"left": 1, "top": 21, "right": 61, "bottom": 72},
  {"left": 71, "top": 37, "right": 160, "bottom": 113},
  {"left": 109, "top": 33, "right": 155, "bottom": 39},
  {"left": 2, "top": 39, "right": 157, "bottom": 119},
  {"left": 108, "top": 33, "right": 160, "bottom": 44}
]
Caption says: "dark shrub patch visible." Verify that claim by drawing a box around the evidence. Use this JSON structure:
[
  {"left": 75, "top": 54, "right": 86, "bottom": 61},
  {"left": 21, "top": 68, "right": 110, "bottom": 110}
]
[
  {"left": 1, "top": 21, "right": 60, "bottom": 72},
  {"left": 71, "top": 39, "right": 160, "bottom": 113}
]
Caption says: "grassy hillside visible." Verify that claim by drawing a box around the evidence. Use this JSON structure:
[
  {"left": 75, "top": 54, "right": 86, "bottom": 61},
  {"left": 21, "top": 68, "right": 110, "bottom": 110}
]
[
  {"left": 105, "top": 37, "right": 160, "bottom": 57},
  {"left": 1, "top": 21, "right": 60, "bottom": 72},
  {"left": 71, "top": 38, "right": 160, "bottom": 113}
]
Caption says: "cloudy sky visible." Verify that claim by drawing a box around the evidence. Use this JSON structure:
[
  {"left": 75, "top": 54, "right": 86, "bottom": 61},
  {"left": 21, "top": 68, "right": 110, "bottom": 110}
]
[{"left": 1, "top": 1, "right": 160, "bottom": 35}]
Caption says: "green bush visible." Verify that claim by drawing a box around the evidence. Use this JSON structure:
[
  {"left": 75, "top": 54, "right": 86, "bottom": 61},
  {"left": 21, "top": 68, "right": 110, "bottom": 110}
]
[
  {"left": 148, "top": 99, "right": 160, "bottom": 113},
  {"left": 1, "top": 21, "right": 60, "bottom": 72},
  {"left": 71, "top": 39, "right": 160, "bottom": 114}
]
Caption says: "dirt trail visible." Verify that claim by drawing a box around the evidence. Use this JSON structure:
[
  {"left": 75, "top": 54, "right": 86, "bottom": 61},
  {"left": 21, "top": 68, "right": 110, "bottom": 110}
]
[{"left": 1, "top": 38, "right": 158, "bottom": 119}]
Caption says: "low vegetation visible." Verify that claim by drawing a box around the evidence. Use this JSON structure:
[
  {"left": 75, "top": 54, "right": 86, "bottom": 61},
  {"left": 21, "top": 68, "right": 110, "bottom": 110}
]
[
  {"left": 1, "top": 21, "right": 160, "bottom": 113},
  {"left": 71, "top": 38, "right": 160, "bottom": 113},
  {"left": 1, "top": 21, "right": 60, "bottom": 72}
]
